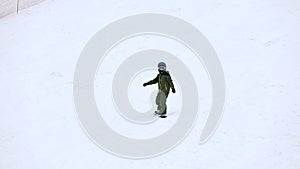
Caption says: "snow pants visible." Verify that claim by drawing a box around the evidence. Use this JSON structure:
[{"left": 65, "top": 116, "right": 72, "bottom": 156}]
[{"left": 155, "top": 90, "right": 169, "bottom": 115}]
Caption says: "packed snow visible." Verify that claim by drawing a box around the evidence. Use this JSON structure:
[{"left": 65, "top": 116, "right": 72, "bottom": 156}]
[{"left": 0, "top": 0, "right": 300, "bottom": 168}]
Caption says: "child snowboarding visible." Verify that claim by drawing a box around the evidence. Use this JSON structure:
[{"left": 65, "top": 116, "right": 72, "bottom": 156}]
[{"left": 143, "top": 62, "right": 176, "bottom": 118}]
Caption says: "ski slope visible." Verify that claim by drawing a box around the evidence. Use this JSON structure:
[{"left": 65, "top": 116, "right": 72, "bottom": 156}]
[{"left": 0, "top": 0, "right": 300, "bottom": 168}]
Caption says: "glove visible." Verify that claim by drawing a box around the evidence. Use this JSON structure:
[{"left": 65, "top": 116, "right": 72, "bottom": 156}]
[
  {"left": 172, "top": 88, "right": 176, "bottom": 93},
  {"left": 143, "top": 83, "right": 148, "bottom": 87}
]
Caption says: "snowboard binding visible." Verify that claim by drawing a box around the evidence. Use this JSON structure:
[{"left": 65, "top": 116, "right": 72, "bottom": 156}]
[{"left": 154, "top": 110, "right": 167, "bottom": 118}]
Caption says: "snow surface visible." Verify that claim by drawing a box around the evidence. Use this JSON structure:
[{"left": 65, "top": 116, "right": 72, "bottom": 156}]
[{"left": 0, "top": 0, "right": 300, "bottom": 168}]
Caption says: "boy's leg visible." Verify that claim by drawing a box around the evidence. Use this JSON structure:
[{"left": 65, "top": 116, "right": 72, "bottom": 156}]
[
  {"left": 160, "top": 94, "right": 167, "bottom": 115},
  {"left": 159, "top": 92, "right": 168, "bottom": 116},
  {"left": 155, "top": 92, "right": 161, "bottom": 112},
  {"left": 155, "top": 91, "right": 167, "bottom": 114}
]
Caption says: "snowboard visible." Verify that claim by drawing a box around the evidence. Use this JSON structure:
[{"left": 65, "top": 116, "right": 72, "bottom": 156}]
[{"left": 154, "top": 111, "right": 167, "bottom": 118}]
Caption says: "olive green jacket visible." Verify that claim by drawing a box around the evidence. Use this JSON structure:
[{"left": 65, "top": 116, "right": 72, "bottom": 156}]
[{"left": 145, "top": 71, "right": 175, "bottom": 96}]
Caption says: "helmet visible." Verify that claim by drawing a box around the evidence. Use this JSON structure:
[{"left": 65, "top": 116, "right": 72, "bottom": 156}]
[{"left": 157, "top": 62, "right": 166, "bottom": 68}]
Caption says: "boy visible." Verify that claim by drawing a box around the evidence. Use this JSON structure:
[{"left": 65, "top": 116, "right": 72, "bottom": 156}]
[{"left": 143, "top": 62, "right": 176, "bottom": 118}]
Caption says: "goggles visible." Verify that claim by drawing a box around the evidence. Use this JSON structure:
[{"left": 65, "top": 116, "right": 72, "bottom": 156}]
[{"left": 158, "top": 66, "right": 166, "bottom": 70}]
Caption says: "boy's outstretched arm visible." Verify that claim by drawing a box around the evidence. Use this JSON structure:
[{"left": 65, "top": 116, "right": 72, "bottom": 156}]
[{"left": 143, "top": 75, "right": 159, "bottom": 87}]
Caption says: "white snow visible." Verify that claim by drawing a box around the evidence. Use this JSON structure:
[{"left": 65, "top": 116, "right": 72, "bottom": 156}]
[{"left": 0, "top": 0, "right": 300, "bottom": 169}]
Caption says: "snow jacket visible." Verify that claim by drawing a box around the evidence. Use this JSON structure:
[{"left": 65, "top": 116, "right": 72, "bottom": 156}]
[{"left": 145, "top": 70, "right": 175, "bottom": 96}]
